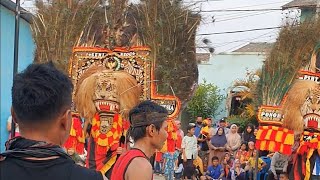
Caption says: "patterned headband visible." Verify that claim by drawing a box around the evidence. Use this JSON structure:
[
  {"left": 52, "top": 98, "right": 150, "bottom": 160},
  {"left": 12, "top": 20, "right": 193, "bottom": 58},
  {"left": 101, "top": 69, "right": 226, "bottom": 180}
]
[{"left": 130, "top": 112, "right": 168, "bottom": 128}]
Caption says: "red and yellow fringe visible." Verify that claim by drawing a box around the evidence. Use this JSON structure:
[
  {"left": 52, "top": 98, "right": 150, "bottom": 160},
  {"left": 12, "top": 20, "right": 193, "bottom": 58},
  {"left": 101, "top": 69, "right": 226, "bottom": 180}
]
[{"left": 255, "top": 126, "right": 294, "bottom": 155}]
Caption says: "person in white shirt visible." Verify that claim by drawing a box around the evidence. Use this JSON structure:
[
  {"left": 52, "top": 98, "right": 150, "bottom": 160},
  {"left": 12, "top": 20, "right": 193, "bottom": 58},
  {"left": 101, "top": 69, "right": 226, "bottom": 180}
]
[{"left": 182, "top": 125, "right": 198, "bottom": 179}]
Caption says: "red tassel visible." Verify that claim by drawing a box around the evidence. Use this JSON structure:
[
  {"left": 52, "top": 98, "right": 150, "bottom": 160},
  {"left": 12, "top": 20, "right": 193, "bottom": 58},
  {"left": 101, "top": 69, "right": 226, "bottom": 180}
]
[
  {"left": 282, "top": 145, "right": 291, "bottom": 155},
  {"left": 255, "top": 140, "right": 261, "bottom": 149},
  {"left": 76, "top": 143, "right": 84, "bottom": 154},
  {"left": 260, "top": 129, "right": 268, "bottom": 140},
  {"left": 167, "top": 139, "right": 175, "bottom": 152},
  {"left": 270, "top": 131, "right": 277, "bottom": 140},
  {"left": 96, "top": 145, "right": 108, "bottom": 155},
  {"left": 281, "top": 132, "right": 288, "bottom": 143}
]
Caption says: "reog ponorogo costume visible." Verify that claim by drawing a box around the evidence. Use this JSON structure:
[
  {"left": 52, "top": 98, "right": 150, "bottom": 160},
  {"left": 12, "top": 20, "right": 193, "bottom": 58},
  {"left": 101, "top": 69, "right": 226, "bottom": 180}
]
[
  {"left": 63, "top": 0, "right": 200, "bottom": 177},
  {"left": 255, "top": 40, "right": 320, "bottom": 179}
]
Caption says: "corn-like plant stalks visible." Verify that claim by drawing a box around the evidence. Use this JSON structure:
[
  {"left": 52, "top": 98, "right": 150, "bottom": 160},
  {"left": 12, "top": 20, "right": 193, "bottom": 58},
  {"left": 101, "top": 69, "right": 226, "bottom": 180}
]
[
  {"left": 136, "top": 0, "right": 201, "bottom": 106},
  {"left": 32, "top": 0, "right": 99, "bottom": 71},
  {"left": 256, "top": 19, "right": 320, "bottom": 107}
]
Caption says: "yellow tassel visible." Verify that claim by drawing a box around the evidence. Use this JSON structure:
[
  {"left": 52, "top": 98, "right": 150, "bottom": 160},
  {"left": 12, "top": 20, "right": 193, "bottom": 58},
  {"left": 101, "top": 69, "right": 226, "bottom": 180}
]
[
  {"left": 265, "top": 129, "right": 272, "bottom": 140},
  {"left": 260, "top": 141, "right": 266, "bottom": 150},
  {"left": 275, "top": 131, "right": 283, "bottom": 142},
  {"left": 70, "top": 127, "right": 76, "bottom": 136},
  {"left": 256, "top": 129, "right": 263, "bottom": 139},
  {"left": 160, "top": 140, "right": 167, "bottom": 153},
  {"left": 304, "top": 149, "right": 315, "bottom": 180},
  {"left": 284, "top": 133, "right": 294, "bottom": 145},
  {"left": 100, "top": 155, "right": 117, "bottom": 174},
  {"left": 77, "top": 133, "right": 85, "bottom": 143},
  {"left": 92, "top": 117, "right": 98, "bottom": 126},
  {"left": 69, "top": 120, "right": 76, "bottom": 136},
  {"left": 269, "top": 141, "right": 276, "bottom": 150},
  {"left": 280, "top": 144, "right": 284, "bottom": 153},
  {"left": 97, "top": 138, "right": 109, "bottom": 146},
  {"left": 172, "top": 132, "right": 178, "bottom": 140},
  {"left": 107, "top": 131, "right": 113, "bottom": 138}
]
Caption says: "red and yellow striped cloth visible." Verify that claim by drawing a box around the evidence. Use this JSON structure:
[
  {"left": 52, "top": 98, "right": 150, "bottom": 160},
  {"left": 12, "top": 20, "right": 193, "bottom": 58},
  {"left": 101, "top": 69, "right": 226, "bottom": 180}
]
[
  {"left": 91, "top": 113, "right": 123, "bottom": 155},
  {"left": 166, "top": 119, "right": 178, "bottom": 152},
  {"left": 255, "top": 126, "right": 294, "bottom": 155},
  {"left": 297, "top": 131, "right": 320, "bottom": 180},
  {"left": 64, "top": 114, "right": 85, "bottom": 154},
  {"left": 297, "top": 131, "right": 320, "bottom": 154}
]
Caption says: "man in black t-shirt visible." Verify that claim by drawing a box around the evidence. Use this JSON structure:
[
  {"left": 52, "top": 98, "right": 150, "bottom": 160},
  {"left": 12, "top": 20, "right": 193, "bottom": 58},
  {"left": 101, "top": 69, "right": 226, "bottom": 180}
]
[{"left": 0, "top": 62, "right": 104, "bottom": 180}]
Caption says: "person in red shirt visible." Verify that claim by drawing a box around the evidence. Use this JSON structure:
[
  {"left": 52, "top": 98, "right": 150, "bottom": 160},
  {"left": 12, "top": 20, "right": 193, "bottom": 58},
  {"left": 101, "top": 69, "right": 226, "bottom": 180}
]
[
  {"left": 154, "top": 150, "right": 164, "bottom": 175},
  {"left": 175, "top": 120, "right": 184, "bottom": 151},
  {"left": 111, "top": 101, "right": 168, "bottom": 180}
]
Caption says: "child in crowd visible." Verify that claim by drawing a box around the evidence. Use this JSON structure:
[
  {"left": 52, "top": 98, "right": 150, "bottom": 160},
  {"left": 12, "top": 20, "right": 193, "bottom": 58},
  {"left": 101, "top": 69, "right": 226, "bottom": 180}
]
[
  {"left": 174, "top": 152, "right": 184, "bottom": 180},
  {"left": 163, "top": 150, "right": 180, "bottom": 180},
  {"left": 268, "top": 152, "right": 288, "bottom": 180},
  {"left": 227, "top": 159, "right": 245, "bottom": 180},
  {"left": 246, "top": 141, "right": 255, "bottom": 158},
  {"left": 245, "top": 150, "right": 267, "bottom": 180},
  {"left": 194, "top": 145, "right": 204, "bottom": 178},
  {"left": 279, "top": 173, "right": 289, "bottom": 180},
  {"left": 235, "top": 142, "right": 248, "bottom": 168},
  {"left": 200, "top": 156, "right": 225, "bottom": 180},
  {"left": 182, "top": 125, "right": 198, "bottom": 180},
  {"left": 222, "top": 152, "right": 234, "bottom": 177}
]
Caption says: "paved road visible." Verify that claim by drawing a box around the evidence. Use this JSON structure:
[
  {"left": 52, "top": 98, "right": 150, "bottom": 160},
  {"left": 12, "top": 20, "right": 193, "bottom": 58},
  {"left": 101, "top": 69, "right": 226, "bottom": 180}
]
[{"left": 153, "top": 174, "right": 165, "bottom": 180}]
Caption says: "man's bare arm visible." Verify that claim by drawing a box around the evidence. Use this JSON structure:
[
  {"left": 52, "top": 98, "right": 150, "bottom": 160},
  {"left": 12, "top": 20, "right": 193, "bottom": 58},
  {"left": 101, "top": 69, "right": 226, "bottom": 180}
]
[{"left": 125, "top": 157, "right": 152, "bottom": 180}]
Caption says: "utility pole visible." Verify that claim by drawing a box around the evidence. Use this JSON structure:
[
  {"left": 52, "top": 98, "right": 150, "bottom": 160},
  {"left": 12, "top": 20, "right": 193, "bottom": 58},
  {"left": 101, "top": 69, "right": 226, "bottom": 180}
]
[{"left": 11, "top": 0, "right": 21, "bottom": 138}]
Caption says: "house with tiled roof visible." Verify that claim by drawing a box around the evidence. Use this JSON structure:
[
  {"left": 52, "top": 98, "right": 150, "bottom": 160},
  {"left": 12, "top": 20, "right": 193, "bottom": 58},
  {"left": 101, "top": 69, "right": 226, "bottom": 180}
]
[
  {"left": 282, "top": 0, "right": 318, "bottom": 22},
  {"left": 196, "top": 53, "right": 211, "bottom": 64},
  {"left": 232, "top": 42, "right": 274, "bottom": 55},
  {"left": 196, "top": 42, "right": 271, "bottom": 119}
]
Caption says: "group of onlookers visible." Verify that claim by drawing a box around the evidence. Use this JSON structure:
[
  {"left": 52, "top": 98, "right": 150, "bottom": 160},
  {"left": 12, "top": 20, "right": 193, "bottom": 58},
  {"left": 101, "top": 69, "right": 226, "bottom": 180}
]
[{"left": 154, "top": 116, "right": 292, "bottom": 180}]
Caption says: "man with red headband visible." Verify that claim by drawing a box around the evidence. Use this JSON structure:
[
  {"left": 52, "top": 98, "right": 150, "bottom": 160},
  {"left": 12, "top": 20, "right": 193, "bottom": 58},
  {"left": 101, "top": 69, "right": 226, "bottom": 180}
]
[{"left": 111, "top": 101, "right": 168, "bottom": 180}]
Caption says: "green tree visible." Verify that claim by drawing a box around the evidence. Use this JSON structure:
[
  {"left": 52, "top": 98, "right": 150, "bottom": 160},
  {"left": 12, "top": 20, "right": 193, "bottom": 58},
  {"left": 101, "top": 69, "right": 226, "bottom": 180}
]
[{"left": 187, "top": 80, "right": 224, "bottom": 119}]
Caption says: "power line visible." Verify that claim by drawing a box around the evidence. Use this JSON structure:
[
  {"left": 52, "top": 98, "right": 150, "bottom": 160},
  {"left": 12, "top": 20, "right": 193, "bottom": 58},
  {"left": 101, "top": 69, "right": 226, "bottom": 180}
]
[
  {"left": 219, "top": 1, "right": 289, "bottom": 9},
  {"left": 215, "top": 11, "right": 275, "bottom": 22},
  {"left": 213, "top": 30, "right": 277, "bottom": 47},
  {"left": 198, "top": 8, "right": 282, "bottom": 12},
  {"left": 200, "top": 11, "right": 277, "bottom": 25},
  {"left": 197, "top": 26, "right": 282, "bottom": 36},
  {"left": 216, "top": 34, "right": 277, "bottom": 48}
]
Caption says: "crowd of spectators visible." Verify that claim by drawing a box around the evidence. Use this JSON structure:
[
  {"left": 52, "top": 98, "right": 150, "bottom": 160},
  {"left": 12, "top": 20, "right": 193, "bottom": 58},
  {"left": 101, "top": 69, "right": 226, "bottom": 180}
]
[{"left": 154, "top": 116, "right": 292, "bottom": 180}]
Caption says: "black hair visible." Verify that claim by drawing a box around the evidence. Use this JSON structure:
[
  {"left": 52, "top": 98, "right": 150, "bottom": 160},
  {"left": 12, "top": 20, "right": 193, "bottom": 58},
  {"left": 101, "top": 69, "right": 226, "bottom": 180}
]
[
  {"left": 280, "top": 173, "right": 288, "bottom": 178},
  {"left": 212, "top": 156, "right": 219, "bottom": 161},
  {"left": 245, "top": 123, "right": 255, "bottom": 134},
  {"left": 240, "top": 142, "right": 248, "bottom": 151},
  {"left": 187, "top": 124, "right": 195, "bottom": 131},
  {"left": 12, "top": 62, "right": 73, "bottom": 124},
  {"left": 219, "top": 117, "right": 226, "bottom": 123},
  {"left": 129, "top": 100, "right": 168, "bottom": 142}
]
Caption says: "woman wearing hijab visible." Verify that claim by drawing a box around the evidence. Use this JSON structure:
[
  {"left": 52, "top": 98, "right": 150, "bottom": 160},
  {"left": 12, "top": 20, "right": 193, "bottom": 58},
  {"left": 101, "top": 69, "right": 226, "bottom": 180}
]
[
  {"left": 242, "top": 124, "right": 256, "bottom": 143},
  {"left": 226, "top": 124, "right": 242, "bottom": 155},
  {"left": 207, "top": 127, "right": 227, "bottom": 166},
  {"left": 227, "top": 159, "right": 246, "bottom": 180}
]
